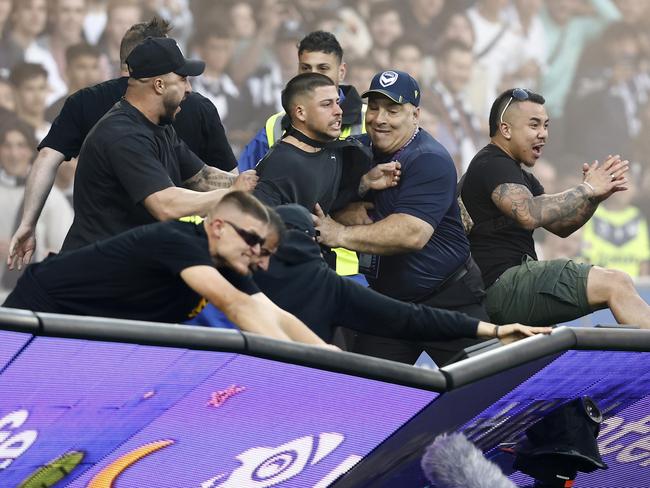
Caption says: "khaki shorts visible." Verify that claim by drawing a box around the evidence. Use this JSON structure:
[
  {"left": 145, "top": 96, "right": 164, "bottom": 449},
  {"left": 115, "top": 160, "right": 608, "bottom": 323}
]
[{"left": 486, "top": 256, "right": 593, "bottom": 326}]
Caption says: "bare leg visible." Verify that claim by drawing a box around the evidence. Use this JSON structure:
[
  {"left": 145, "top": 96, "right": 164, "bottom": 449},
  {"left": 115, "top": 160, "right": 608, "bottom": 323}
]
[{"left": 586, "top": 266, "right": 650, "bottom": 329}]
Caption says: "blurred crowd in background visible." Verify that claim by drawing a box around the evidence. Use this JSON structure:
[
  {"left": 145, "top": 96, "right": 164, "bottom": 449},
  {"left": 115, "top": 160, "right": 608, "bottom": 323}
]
[{"left": 0, "top": 0, "right": 649, "bottom": 298}]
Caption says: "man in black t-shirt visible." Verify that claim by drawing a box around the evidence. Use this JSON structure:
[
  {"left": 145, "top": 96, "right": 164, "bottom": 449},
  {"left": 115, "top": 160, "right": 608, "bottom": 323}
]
[
  {"left": 59, "top": 36, "right": 255, "bottom": 251},
  {"left": 3, "top": 192, "right": 329, "bottom": 347},
  {"left": 8, "top": 19, "right": 253, "bottom": 269},
  {"left": 461, "top": 88, "right": 650, "bottom": 328},
  {"left": 253, "top": 72, "right": 398, "bottom": 215}
]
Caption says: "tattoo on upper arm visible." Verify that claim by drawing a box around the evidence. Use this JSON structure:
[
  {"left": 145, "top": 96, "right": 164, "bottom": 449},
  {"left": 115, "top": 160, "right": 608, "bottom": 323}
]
[
  {"left": 184, "top": 166, "right": 236, "bottom": 191},
  {"left": 492, "top": 182, "right": 597, "bottom": 231}
]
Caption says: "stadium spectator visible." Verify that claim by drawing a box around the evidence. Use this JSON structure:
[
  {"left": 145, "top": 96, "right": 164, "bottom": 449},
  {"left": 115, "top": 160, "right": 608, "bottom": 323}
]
[
  {"left": 366, "top": 2, "right": 403, "bottom": 69},
  {"left": 315, "top": 70, "right": 490, "bottom": 365},
  {"left": 238, "top": 30, "right": 366, "bottom": 172},
  {"left": 242, "top": 21, "right": 305, "bottom": 138},
  {"left": 390, "top": 39, "right": 425, "bottom": 86},
  {"left": 538, "top": 0, "right": 620, "bottom": 157},
  {"left": 141, "top": 0, "right": 193, "bottom": 49},
  {"left": 9, "top": 62, "right": 51, "bottom": 141},
  {"left": 466, "top": 0, "right": 520, "bottom": 116},
  {"left": 96, "top": 0, "right": 142, "bottom": 79},
  {"left": 344, "top": 58, "right": 378, "bottom": 96},
  {"left": 7, "top": 18, "right": 241, "bottom": 271},
  {"left": 429, "top": 40, "right": 485, "bottom": 174},
  {"left": 501, "top": 0, "right": 546, "bottom": 91},
  {"left": 565, "top": 23, "right": 650, "bottom": 162},
  {"left": 460, "top": 88, "right": 650, "bottom": 328},
  {"left": 34, "top": 0, "right": 88, "bottom": 101},
  {"left": 581, "top": 165, "right": 650, "bottom": 278},
  {"left": 0, "top": 0, "right": 48, "bottom": 76},
  {"left": 0, "top": 120, "right": 72, "bottom": 301},
  {"left": 311, "top": 7, "right": 372, "bottom": 61},
  {"left": 3, "top": 192, "right": 333, "bottom": 349},
  {"left": 400, "top": 0, "right": 447, "bottom": 59},
  {"left": 190, "top": 22, "right": 252, "bottom": 143},
  {"left": 0, "top": 76, "right": 14, "bottom": 112},
  {"left": 45, "top": 43, "right": 102, "bottom": 122}
]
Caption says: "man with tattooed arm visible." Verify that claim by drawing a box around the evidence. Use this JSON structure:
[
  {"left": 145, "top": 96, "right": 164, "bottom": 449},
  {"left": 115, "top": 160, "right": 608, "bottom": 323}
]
[{"left": 460, "top": 88, "right": 650, "bottom": 328}]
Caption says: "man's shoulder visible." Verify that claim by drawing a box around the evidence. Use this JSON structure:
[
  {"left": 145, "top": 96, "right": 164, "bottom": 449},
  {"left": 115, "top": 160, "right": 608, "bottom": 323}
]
[
  {"left": 467, "top": 144, "right": 513, "bottom": 172},
  {"left": 72, "top": 77, "right": 127, "bottom": 104},
  {"left": 180, "top": 91, "right": 215, "bottom": 114},
  {"left": 406, "top": 130, "right": 455, "bottom": 165}
]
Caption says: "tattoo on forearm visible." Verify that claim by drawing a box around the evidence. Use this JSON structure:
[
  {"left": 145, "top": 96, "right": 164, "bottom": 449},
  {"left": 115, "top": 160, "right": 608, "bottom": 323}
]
[
  {"left": 184, "top": 166, "right": 236, "bottom": 191},
  {"left": 492, "top": 183, "right": 598, "bottom": 232}
]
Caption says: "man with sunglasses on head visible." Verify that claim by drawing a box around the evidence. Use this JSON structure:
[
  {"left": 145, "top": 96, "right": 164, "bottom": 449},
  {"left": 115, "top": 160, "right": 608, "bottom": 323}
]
[
  {"left": 3, "top": 192, "right": 331, "bottom": 347},
  {"left": 460, "top": 88, "right": 650, "bottom": 328}
]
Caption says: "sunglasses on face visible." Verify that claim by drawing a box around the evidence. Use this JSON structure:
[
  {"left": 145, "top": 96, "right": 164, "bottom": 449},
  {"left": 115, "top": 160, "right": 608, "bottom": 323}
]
[
  {"left": 223, "top": 220, "right": 266, "bottom": 248},
  {"left": 499, "top": 88, "right": 529, "bottom": 124}
]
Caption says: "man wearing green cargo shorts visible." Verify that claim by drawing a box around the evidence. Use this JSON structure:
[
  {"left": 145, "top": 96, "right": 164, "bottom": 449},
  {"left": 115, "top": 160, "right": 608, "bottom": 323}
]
[{"left": 460, "top": 88, "right": 650, "bottom": 328}]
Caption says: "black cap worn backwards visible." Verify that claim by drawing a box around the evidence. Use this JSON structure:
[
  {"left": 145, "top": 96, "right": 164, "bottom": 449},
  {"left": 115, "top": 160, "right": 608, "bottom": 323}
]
[{"left": 126, "top": 37, "right": 205, "bottom": 79}]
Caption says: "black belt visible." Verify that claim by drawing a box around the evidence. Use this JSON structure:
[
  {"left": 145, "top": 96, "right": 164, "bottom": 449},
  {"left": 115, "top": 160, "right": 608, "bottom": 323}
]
[{"left": 416, "top": 256, "right": 472, "bottom": 303}]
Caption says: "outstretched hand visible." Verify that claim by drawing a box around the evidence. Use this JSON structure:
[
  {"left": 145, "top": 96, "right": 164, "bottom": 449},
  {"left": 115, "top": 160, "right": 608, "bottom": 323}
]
[
  {"left": 496, "top": 323, "right": 553, "bottom": 345},
  {"left": 582, "top": 154, "right": 629, "bottom": 201},
  {"left": 7, "top": 225, "right": 36, "bottom": 271},
  {"left": 360, "top": 161, "right": 401, "bottom": 193},
  {"left": 231, "top": 169, "right": 258, "bottom": 192}
]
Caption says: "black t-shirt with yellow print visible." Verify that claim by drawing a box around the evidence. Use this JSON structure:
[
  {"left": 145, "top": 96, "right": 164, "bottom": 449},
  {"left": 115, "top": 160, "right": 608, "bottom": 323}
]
[{"left": 3, "top": 221, "right": 258, "bottom": 323}]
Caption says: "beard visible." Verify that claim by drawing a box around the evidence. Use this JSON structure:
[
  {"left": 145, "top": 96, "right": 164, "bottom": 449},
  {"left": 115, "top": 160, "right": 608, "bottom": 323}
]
[{"left": 159, "top": 97, "right": 180, "bottom": 125}]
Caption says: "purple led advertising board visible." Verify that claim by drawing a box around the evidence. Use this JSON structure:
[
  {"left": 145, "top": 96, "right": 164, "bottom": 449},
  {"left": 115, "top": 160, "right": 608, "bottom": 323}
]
[
  {"left": 0, "top": 331, "right": 438, "bottom": 487},
  {"left": 461, "top": 350, "right": 650, "bottom": 486}
]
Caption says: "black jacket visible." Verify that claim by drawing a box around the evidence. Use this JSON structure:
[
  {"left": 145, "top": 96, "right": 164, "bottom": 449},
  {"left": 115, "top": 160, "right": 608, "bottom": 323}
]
[{"left": 254, "top": 230, "right": 480, "bottom": 342}]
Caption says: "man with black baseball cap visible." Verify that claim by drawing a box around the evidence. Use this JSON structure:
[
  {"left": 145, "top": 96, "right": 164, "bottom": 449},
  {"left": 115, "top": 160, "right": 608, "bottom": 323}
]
[
  {"left": 314, "top": 70, "right": 491, "bottom": 366},
  {"left": 126, "top": 36, "right": 205, "bottom": 79},
  {"left": 58, "top": 36, "right": 244, "bottom": 252}
]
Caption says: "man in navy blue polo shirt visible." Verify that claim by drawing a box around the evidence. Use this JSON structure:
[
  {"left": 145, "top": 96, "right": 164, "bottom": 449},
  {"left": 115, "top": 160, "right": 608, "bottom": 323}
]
[{"left": 315, "top": 70, "right": 489, "bottom": 366}]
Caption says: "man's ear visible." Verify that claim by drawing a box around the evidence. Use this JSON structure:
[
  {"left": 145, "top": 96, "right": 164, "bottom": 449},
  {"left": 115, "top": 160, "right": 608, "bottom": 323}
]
[
  {"left": 338, "top": 61, "right": 347, "bottom": 84},
  {"left": 153, "top": 76, "right": 165, "bottom": 94},
  {"left": 294, "top": 103, "right": 307, "bottom": 123},
  {"left": 499, "top": 121, "right": 512, "bottom": 140},
  {"left": 209, "top": 218, "right": 224, "bottom": 239}
]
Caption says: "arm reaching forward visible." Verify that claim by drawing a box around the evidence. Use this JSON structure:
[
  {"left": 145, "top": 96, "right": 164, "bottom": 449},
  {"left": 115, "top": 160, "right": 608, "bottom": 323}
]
[{"left": 181, "top": 265, "right": 331, "bottom": 348}]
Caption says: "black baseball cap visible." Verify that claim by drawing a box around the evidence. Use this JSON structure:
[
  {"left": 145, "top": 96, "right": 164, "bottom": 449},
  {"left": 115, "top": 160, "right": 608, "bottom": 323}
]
[
  {"left": 126, "top": 37, "right": 205, "bottom": 79},
  {"left": 362, "top": 70, "right": 421, "bottom": 107},
  {"left": 275, "top": 204, "right": 316, "bottom": 238}
]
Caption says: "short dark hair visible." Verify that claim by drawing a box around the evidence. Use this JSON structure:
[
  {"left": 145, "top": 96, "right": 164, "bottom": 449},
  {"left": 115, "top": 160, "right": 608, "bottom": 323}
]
[
  {"left": 8, "top": 62, "right": 47, "bottom": 87},
  {"left": 65, "top": 43, "right": 100, "bottom": 65},
  {"left": 489, "top": 88, "right": 546, "bottom": 137},
  {"left": 298, "top": 30, "right": 343, "bottom": 63},
  {"left": 120, "top": 17, "right": 172, "bottom": 64},
  {"left": 281, "top": 72, "right": 336, "bottom": 118},
  {"left": 209, "top": 191, "right": 270, "bottom": 224}
]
